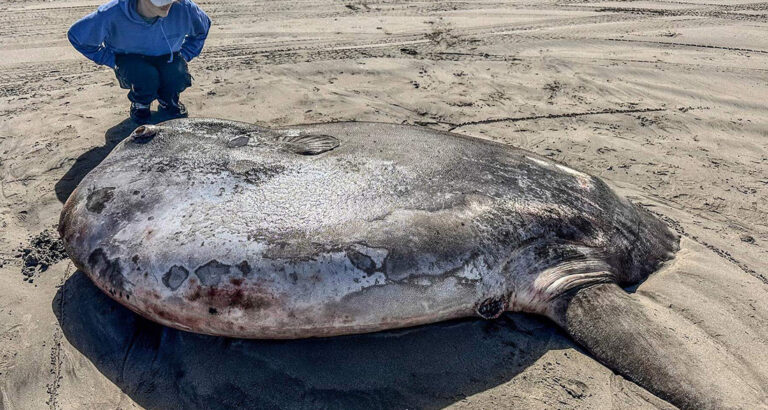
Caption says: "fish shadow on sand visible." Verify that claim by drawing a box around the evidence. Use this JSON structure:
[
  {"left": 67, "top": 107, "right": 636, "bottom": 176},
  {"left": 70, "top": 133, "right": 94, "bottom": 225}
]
[
  {"left": 54, "top": 272, "right": 573, "bottom": 409},
  {"left": 55, "top": 114, "right": 178, "bottom": 203}
]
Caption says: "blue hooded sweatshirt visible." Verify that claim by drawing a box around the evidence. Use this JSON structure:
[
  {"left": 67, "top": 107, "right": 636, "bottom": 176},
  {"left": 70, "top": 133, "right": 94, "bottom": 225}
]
[{"left": 68, "top": 0, "right": 211, "bottom": 69}]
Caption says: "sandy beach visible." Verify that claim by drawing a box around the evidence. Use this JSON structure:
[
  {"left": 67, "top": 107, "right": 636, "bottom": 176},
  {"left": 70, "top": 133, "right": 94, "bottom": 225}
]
[{"left": 1, "top": 0, "right": 767, "bottom": 408}]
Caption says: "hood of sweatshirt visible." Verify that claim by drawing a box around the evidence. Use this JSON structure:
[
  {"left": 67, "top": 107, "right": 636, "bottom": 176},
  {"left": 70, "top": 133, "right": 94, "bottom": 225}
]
[
  {"left": 121, "top": 0, "right": 176, "bottom": 58},
  {"left": 121, "top": 0, "right": 151, "bottom": 25},
  {"left": 68, "top": 0, "right": 211, "bottom": 67}
]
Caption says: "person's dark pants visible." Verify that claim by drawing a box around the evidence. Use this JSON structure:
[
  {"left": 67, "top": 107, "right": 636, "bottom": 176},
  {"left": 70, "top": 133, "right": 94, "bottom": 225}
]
[{"left": 114, "top": 52, "right": 192, "bottom": 106}]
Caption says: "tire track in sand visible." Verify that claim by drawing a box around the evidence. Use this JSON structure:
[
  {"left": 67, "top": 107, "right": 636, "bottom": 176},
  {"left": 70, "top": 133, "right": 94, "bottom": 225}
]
[{"left": 45, "top": 262, "right": 71, "bottom": 410}]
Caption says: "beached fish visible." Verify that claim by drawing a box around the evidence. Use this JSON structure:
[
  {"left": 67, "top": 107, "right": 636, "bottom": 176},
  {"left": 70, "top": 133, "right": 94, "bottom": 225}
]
[{"left": 59, "top": 119, "right": 765, "bottom": 408}]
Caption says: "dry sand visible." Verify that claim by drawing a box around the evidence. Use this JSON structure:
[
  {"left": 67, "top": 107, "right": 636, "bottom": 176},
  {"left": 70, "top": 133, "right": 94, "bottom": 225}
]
[{"left": 1, "top": 0, "right": 767, "bottom": 408}]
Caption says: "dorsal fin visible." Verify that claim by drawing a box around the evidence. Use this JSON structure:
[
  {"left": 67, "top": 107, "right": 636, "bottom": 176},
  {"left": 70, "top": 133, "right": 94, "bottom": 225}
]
[{"left": 276, "top": 133, "right": 339, "bottom": 155}]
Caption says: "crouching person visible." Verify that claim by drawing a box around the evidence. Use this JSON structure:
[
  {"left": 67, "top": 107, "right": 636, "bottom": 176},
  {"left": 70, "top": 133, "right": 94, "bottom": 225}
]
[{"left": 68, "top": 0, "right": 211, "bottom": 124}]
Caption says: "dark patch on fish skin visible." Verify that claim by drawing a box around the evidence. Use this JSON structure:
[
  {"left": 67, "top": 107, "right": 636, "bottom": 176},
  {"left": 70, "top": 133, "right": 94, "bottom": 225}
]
[
  {"left": 381, "top": 250, "right": 415, "bottom": 280},
  {"left": 189, "top": 280, "right": 274, "bottom": 311},
  {"left": 557, "top": 215, "right": 596, "bottom": 242},
  {"left": 227, "top": 136, "right": 249, "bottom": 148},
  {"left": 242, "top": 165, "right": 285, "bottom": 185},
  {"left": 347, "top": 249, "right": 377, "bottom": 274},
  {"left": 86, "top": 187, "right": 115, "bottom": 213},
  {"left": 237, "top": 261, "right": 251, "bottom": 276},
  {"left": 476, "top": 297, "right": 507, "bottom": 320},
  {"left": 229, "top": 290, "right": 272, "bottom": 310},
  {"left": 186, "top": 286, "right": 202, "bottom": 302},
  {"left": 138, "top": 158, "right": 178, "bottom": 174},
  {"left": 163, "top": 265, "right": 190, "bottom": 291},
  {"left": 209, "top": 307, "right": 218, "bottom": 315},
  {"left": 263, "top": 241, "right": 334, "bottom": 262},
  {"left": 228, "top": 288, "right": 245, "bottom": 307},
  {"left": 226, "top": 161, "right": 286, "bottom": 185},
  {"left": 194, "top": 260, "right": 230, "bottom": 286},
  {"left": 87, "top": 248, "right": 127, "bottom": 295}
]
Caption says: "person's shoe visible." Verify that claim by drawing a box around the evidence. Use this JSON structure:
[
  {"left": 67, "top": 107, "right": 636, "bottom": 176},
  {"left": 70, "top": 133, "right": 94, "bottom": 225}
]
[
  {"left": 130, "top": 102, "right": 151, "bottom": 124},
  {"left": 158, "top": 100, "right": 188, "bottom": 118}
]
